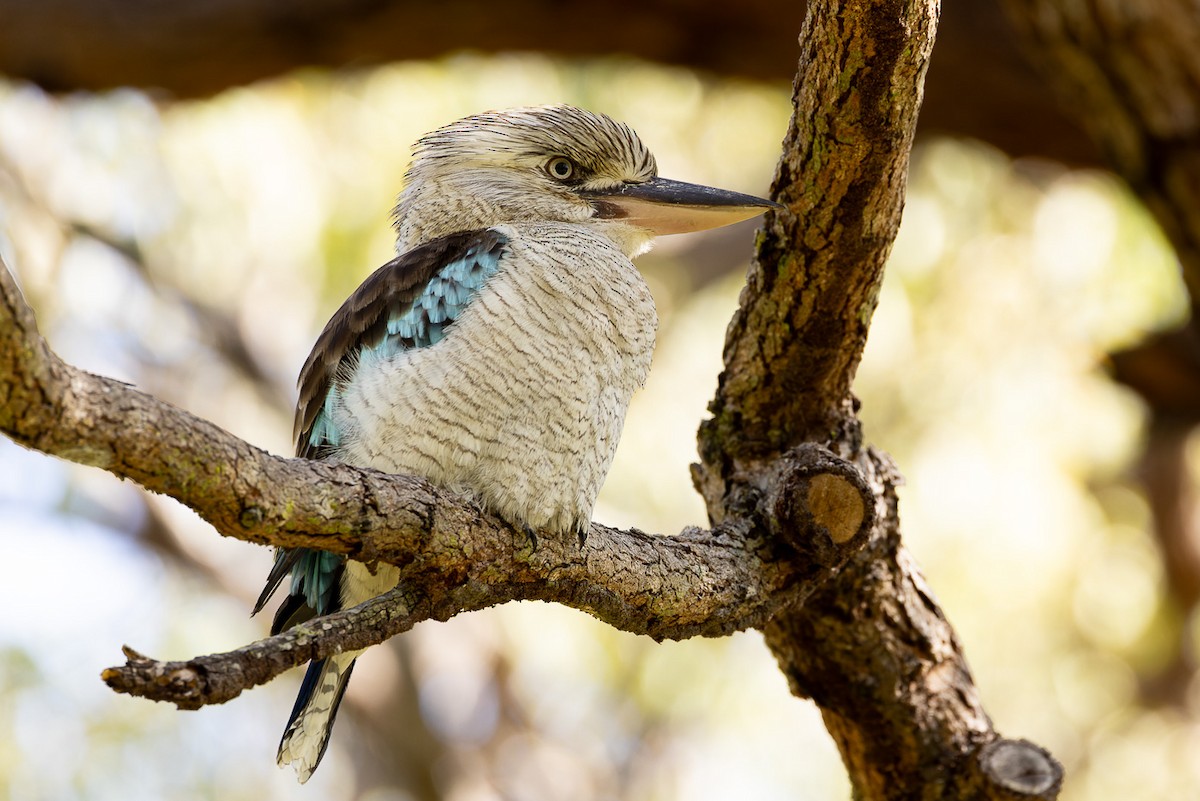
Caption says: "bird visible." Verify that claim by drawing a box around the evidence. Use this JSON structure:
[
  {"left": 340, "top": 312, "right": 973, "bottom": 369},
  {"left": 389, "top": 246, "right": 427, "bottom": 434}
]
[{"left": 252, "top": 104, "right": 778, "bottom": 782}]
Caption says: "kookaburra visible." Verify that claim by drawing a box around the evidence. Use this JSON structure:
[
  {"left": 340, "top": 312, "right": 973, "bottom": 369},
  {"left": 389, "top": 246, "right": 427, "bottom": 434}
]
[{"left": 253, "top": 105, "right": 777, "bottom": 781}]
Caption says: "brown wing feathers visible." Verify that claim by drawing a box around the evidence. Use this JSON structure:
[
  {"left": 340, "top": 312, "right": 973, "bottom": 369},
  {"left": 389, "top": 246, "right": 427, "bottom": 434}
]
[{"left": 292, "top": 229, "right": 507, "bottom": 458}]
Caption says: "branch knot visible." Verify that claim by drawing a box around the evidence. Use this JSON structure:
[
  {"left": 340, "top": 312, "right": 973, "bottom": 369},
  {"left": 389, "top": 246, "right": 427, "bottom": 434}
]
[{"left": 768, "top": 443, "right": 874, "bottom": 565}]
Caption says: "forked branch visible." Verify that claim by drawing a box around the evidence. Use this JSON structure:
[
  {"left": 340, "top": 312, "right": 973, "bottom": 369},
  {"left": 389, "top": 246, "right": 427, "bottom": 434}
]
[{"left": 0, "top": 257, "right": 874, "bottom": 708}]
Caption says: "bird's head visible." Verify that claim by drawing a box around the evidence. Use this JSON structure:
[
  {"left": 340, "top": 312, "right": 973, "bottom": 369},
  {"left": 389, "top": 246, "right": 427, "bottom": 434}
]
[{"left": 393, "top": 105, "right": 779, "bottom": 256}]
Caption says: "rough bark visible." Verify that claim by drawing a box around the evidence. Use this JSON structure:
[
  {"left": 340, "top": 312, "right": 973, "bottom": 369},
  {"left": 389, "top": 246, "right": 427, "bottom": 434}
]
[
  {"left": 0, "top": 0, "right": 1068, "bottom": 797},
  {"left": 0, "top": 0, "right": 1097, "bottom": 167},
  {"left": 0, "top": 256, "right": 873, "bottom": 700},
  {"left": 1113, "top": 332, "right": 1200, "bottom": 660},
  {"left": 692, "top": 1, "right": 1062, "bottom": 798}
]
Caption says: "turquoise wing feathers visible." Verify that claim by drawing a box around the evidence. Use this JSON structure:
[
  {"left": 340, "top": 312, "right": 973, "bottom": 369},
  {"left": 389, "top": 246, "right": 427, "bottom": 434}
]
[{"left": 254, "top": 228, "right": 509, "bottom": 627}]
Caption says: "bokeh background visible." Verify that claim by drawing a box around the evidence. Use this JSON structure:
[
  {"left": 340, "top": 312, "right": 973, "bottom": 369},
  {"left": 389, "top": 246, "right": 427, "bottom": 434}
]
[{"left": 0, "top": 50, "right": 1194, "bottom": 801}]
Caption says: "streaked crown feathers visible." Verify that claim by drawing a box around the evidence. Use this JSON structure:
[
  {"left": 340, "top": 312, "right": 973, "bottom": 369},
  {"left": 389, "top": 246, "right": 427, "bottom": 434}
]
[{"left": 407, "top": 105, "right": 658, "bottom": 186}]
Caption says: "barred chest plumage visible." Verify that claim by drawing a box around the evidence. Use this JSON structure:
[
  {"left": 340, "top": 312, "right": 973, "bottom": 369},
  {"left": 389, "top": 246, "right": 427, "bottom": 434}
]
[{"left": 332, "top": 221, "right": 657, "bottom": 536}]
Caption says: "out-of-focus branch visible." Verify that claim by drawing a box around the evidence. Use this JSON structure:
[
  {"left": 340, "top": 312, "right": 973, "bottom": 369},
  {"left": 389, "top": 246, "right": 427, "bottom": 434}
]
[
  {"left": 1002, "top": 0, "right": 1200, "bottom": 309},
  {"left": 0, "top": 1, "right": 1098, "bottom": 166},
  {"left": 1005, "top": 0, "right": 1200, "bottom": 708}
]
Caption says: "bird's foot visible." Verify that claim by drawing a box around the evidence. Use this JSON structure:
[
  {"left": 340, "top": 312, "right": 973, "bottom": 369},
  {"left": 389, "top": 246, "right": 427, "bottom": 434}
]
[{"left": 522, "top": 524, "right": 539, "bottom": 551}]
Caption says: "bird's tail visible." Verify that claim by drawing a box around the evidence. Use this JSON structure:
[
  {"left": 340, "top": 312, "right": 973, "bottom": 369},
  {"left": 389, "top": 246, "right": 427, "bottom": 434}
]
[{"left": 277, "top": 651, "right": 359, "bottom": 783}]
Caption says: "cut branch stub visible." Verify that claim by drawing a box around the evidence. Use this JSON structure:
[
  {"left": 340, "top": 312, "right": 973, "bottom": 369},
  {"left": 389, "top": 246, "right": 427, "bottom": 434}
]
[
  {"left": 976, "top": 739, "right": 1065, "bottom": 801},
  {"left": 768, "top": 443, "right": 874, "bottom": 565}
]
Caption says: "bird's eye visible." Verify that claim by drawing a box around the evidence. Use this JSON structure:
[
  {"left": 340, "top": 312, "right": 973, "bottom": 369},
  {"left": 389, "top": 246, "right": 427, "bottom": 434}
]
[{"left": 546, "top": 157, "right": 575, "bottom": 181}]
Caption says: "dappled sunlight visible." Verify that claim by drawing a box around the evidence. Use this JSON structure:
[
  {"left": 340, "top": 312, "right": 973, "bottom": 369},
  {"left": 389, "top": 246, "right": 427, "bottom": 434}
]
[
  {"left": 859, "top": 138, "right": 1190, "bottom": 800},
  {"left": 0, "top": 54, "right": 1193, "bottom": 800}
]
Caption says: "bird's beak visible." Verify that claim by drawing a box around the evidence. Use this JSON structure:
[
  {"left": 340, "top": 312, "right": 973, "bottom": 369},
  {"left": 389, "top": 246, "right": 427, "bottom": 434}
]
[{"left": 584, "top": 177, "right": 781, "bottom": 235}]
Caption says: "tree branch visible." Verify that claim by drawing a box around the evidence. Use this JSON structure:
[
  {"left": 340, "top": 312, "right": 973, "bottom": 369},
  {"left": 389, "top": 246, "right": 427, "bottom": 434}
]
[
  {"left": 0, "top": 255, "right": 874, "bottom": 705},
  {"left": 693, "top": 1, "right": 1065, "bottom": 798},
  {"left": 103, "top": 584, "right": 431, "bottom": 709},
  {"left": 1001, "top": 0, "right": 1200, "bottom": 309},
  {"left": 1003, "top": 0, "right": 1200, "bottom": 712}
]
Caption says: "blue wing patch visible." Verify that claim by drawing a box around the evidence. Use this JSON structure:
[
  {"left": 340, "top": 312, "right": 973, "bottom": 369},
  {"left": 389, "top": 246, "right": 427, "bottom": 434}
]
[
  {"left": 387, "top": 252, "right": 499, "bottom": 348},
  {"left": 304, "top": 235, "right": 506, "bottom": 457},
  {"left": 253, "top": 229, "right": 509, "bottom": 628}
]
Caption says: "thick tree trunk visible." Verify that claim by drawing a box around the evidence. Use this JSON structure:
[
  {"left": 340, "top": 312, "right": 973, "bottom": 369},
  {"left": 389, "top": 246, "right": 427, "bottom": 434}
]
[{"left": 693, "top": 1, "right": 1061, "bottom": 798}]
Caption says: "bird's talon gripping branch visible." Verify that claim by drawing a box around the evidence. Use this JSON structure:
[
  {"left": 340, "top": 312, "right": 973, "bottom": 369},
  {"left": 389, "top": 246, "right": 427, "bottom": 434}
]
[{"left": 522, "top": 524, "right": 539, "bottom": 551}]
